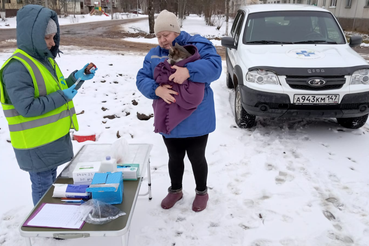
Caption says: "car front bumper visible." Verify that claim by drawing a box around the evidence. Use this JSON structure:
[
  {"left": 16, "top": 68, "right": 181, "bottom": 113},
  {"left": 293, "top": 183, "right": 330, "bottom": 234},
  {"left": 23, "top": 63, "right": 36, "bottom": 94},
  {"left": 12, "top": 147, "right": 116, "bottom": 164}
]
[{"left": 240, "top": 85, "right": 369, "bottom": 118}]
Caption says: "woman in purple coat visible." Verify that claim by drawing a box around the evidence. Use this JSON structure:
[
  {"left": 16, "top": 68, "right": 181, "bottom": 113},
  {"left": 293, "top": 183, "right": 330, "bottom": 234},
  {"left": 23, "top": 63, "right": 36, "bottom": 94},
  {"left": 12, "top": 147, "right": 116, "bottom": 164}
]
[{"left": 136, "top": 10, "right": 222, "bottom": 212}]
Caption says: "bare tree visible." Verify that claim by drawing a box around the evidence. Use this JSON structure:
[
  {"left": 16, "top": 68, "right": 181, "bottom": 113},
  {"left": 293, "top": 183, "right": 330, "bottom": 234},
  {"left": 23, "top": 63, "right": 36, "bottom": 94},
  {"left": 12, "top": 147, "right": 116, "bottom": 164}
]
[
  {"left": 225, "top": 0, "right": 230, "bottom": 35},
  {"left": 73, "top": 0, "right": 77, "bottom": 16},
  {"left": 186, "top": 0, "right": 202, "bottom": 15},
  {"left": 202, "top": 0, "right": 225, "bottom": 26},
  {"left": 148, "top": 0, "right": 154, "bottom": 33},
  {"left": 178, "top": 0, "right": 187, "bottom": 27}
]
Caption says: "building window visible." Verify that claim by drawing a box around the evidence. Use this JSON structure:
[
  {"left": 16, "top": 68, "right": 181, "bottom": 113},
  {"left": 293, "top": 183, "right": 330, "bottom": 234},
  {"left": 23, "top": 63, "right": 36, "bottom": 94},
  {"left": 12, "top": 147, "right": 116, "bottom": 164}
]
[
  {"left": 17, "top": 0, "right": 22, "bottom": 3},
  {"left": 346, "top": 0, "right": 352, "bottom": 7},
  {"left": 330, "top": 0, "right": 337, "bottom": 7},
  {"left": 5, "top": 0, "right": 11, "bottom": 3},
  {"left": 366, "top": 0, "right": 369, "bottom": 7}
]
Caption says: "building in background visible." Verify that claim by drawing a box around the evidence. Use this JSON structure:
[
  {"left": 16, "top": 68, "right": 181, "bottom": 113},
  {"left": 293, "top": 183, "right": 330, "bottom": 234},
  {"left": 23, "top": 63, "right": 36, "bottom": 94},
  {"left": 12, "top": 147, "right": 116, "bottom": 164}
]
[
  {"left": 0, "top": 0, "right": 112, "bottom": 17},
  {"left": 262, "top": 0, "right": 369, "bottom": 34},
  {"left": 1, "top": 0, "right": 368, "bottom": 33}
]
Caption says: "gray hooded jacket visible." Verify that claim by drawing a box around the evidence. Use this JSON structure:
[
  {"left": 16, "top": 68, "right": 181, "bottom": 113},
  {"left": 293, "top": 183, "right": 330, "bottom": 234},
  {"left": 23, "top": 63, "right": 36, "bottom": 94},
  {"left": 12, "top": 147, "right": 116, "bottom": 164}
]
[{"left": 1, "top": 5, "right": 78, "bottom": 172}]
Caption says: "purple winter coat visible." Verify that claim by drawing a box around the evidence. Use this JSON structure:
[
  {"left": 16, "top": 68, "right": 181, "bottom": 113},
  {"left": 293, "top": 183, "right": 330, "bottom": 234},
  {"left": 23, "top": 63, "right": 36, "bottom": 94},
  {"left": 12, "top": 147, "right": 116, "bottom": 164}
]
[{"left": 153, "top": 45, "right": 204, "bottom": 134}]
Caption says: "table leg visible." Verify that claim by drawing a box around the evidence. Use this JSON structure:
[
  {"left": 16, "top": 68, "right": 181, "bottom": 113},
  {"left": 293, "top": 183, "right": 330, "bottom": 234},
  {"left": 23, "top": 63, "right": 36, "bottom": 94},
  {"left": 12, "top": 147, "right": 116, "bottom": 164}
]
[
  {"left": 139, "top": 160, "right": 152, "bottom": 200},
  {"left": 25, "top": 238, "right": 32, "bottom": 246},
  {"left": 121, "top": 229, "right": 130, "bottom": 246}
]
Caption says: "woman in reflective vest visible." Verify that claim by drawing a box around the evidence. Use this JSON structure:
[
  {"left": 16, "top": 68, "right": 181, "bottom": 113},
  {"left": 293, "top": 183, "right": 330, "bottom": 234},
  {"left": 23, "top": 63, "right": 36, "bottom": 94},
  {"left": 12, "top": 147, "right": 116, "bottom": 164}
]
[{"left": 0, "top": 5, "right": 96, "bottom": 206}]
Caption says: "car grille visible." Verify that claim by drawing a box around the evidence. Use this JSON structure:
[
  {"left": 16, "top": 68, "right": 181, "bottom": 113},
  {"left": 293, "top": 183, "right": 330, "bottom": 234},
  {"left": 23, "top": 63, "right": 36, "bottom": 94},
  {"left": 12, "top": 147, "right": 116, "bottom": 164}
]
[{"left": 285, "top": 76, "right": 346, "bottom": 91}]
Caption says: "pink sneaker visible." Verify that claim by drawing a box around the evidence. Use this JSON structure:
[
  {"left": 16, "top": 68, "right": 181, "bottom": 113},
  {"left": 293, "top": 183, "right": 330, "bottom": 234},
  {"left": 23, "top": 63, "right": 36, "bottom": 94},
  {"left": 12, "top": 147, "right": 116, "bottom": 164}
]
[
  {"left": 161, "top": 188, "right": 183, "bottom": 209},
  {"left": 192, "top": 190, "right": 209, "bottom": 212}
]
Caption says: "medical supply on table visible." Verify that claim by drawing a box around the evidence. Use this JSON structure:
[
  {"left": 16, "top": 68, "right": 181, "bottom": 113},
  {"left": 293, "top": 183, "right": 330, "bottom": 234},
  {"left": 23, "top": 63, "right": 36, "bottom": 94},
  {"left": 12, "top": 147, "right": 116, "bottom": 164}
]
[
  {"left": 52, "top": 184, "right": 90, "bottom": 199},
  {"left": 80, "top": 199, "right": 126, "bottom": 225},
  {"left": 110, "top": 138, "right": 130, "bottom": 163},
  {"left": 73, "top": 161, "right": 102, "bottom": 185},
  {"left": 61, "top": 198, "right": 85, "bottom": 204},
  {"left": 117, "top": 164, "right": 139, "bottom": 180},
  {"left": 100, "top": 156, "right": 117, "bottom": 173},
  {"left": 86, "top": 172, "right": 123, "bottom": 204}
]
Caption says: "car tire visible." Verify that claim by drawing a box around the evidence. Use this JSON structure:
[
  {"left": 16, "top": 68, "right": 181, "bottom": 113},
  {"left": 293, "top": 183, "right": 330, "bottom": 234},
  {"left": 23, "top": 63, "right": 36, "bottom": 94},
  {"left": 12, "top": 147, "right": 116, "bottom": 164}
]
[
  {"left": 336, "top": 114, "right": 368, "bottom": 129},
  {"left": 226, "top": 72, "right": 234, "bottom": 89},
  {"left": 235, "top": 85, "right": 256, "bottom": 128}
]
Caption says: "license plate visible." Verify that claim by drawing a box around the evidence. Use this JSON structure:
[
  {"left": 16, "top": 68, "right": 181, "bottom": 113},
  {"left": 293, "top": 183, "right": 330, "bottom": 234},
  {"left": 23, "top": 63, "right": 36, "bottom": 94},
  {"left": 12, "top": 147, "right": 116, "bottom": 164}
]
[{"left": 293, "top": 94, "right": 339, "bottom": 104}]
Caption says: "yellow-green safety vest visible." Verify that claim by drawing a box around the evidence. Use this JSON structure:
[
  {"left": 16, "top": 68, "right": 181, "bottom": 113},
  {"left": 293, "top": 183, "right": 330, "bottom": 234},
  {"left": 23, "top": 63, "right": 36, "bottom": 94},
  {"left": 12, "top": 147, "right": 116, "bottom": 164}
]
[{"left": 0, "top": 49, "right": 79, "bottom": 150}]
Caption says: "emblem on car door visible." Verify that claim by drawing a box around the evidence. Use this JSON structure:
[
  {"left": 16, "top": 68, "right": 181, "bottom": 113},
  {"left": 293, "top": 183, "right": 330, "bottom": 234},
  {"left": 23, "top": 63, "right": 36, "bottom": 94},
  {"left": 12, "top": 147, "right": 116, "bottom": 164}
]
[{"left": 307, "top": 78, "right": 326, "bottom": 87}]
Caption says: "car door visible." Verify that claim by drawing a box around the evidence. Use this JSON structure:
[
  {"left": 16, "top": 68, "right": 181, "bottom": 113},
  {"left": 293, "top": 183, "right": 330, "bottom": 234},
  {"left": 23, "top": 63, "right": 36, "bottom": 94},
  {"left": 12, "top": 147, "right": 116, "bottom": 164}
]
[{"left": 228, "top": 10, "right": 245, "bottom": 75}]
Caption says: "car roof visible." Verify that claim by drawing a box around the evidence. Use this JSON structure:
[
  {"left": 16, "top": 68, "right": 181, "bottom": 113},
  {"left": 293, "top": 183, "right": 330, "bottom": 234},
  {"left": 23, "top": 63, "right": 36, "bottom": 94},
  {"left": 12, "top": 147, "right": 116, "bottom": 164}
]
[{"left": 239, "top": 4, "right": 330, "bottom": 13}]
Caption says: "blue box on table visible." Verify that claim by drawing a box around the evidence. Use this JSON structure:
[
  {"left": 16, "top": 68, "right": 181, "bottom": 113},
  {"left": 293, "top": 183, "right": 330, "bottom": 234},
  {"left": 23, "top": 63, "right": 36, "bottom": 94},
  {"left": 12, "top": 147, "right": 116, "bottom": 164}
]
[{"left": 86, "top": 172, "right": 123, "bottom": 204}]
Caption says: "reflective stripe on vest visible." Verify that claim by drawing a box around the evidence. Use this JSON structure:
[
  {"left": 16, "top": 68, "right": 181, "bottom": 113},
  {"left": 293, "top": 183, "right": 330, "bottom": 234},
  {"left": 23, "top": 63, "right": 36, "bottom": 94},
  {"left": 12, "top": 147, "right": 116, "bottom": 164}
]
[
  {"left": 8, "top": 107, "right": 76, "bottom": 132},
  {"left": 11, "top": 52, "right": 47, "bottom": 96},
  {"left": 0, "top": 49, "right": 79, "bottom": 149}
]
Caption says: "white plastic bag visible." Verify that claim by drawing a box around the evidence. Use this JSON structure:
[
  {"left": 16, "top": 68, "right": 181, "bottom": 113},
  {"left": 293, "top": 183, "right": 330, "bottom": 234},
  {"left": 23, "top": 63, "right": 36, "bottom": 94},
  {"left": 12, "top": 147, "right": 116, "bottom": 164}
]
[
  {"left": 110, "top": 138, "right": 130, "bottom": 164},
  {"left": 81, "top": 199, "right": 126, "bottom": 225}
]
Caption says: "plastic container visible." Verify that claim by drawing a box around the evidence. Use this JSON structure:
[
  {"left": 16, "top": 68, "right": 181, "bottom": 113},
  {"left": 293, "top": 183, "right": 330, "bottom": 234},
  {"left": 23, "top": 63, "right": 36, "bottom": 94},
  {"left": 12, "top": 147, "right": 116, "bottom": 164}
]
[
  {"left": 73, "top": 134, "right": 96, "bottom": 142},
  {"left": 99, "top": 156, "right": 117, "bottom": 173}
]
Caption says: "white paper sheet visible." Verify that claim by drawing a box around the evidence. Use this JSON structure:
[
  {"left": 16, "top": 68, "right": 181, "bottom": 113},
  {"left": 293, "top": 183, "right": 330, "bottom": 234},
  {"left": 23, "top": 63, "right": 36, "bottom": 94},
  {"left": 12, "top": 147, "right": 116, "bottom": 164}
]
[{"left": 23, "top": 203, "right": 91, "bottom": 229}]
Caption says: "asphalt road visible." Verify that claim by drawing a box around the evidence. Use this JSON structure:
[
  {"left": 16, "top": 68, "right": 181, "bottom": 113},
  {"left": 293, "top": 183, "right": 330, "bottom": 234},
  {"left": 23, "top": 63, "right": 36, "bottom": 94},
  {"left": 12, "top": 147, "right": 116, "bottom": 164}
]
[
  {"left": 0, "top": 17, "right": 162, "bottom": 53},
  {"left": 0, "top": 18, "right": 367, "bottom": 61},
  {"left": 0, "top": 17, "right": 149, "bottom": 41}
]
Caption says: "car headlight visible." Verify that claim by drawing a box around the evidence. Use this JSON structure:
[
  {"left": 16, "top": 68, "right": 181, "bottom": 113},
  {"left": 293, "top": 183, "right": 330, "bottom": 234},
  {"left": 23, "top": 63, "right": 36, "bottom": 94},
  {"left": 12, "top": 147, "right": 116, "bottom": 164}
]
[
  {"left": 350, "top": 69, "right": 369, "bottom": 85},
  {"left": 246, "top": 70, "right": 280, "bottom": 85}
]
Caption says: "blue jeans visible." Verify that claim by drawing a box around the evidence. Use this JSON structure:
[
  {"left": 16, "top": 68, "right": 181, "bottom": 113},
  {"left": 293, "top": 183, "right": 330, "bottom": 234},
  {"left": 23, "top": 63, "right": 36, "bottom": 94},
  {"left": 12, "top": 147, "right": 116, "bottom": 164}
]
[{"left": 29, "top": 168, "right": 57, "bottom": 206}]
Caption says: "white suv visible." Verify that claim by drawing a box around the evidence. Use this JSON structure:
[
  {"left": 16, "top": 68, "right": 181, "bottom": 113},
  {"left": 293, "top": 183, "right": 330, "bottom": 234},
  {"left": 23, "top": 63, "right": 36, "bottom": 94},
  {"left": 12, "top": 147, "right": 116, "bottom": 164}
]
[{"left": 222, "top": 4, "right": 369, "bottom": 129}]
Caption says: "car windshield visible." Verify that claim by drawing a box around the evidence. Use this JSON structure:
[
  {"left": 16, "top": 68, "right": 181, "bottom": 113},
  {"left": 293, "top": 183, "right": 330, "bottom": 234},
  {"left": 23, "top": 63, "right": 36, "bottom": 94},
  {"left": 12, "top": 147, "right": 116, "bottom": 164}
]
[{"left": 243, "top": 11, "right": 346, "bottom": 45}]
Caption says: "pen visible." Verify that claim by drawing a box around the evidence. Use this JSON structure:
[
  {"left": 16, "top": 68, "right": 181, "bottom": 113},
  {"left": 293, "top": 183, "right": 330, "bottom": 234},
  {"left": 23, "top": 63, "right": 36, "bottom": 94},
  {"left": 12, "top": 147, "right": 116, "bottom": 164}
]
[{"left": 61, "top": 199, "right": 85, "bottom": 203}]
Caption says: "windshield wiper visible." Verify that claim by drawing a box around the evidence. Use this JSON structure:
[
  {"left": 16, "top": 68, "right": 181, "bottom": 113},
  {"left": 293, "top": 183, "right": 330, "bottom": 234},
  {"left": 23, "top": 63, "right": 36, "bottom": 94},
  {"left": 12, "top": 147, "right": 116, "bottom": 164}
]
[
  {"left": 293, "top": 40, "right": 337, "bottom": 44},
  {"left": 247, "top": 40, "right": 293, "bottom": 44}
]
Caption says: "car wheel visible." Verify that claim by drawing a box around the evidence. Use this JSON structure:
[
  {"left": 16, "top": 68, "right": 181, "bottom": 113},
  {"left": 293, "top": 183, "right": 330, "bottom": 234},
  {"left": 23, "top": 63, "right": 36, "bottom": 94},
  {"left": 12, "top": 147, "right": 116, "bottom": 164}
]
[
  {"left": 235, "top": 85, "right": 256, "bottom": 128},
  {"left": 336, "top": 114, "right": 368, "bottom": 129},
  {"left": 226, "top": 73, "right": 234, "bottom": 89}
]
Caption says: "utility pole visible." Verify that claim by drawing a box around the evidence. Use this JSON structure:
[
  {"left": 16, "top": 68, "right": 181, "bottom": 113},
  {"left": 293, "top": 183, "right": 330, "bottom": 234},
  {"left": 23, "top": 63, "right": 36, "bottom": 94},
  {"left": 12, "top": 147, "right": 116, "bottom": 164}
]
[
  {"left": 225, "top": 0, "right": 230, "bottom": 36},
  {"left": 352, "top": 0, "right": 359, "bottom": 31},
  {"left": 111, "top": 0, "right": 113, "bottom": 20},
  {"left": 148, "top": 0, "right": 154, "bottom": 34}
]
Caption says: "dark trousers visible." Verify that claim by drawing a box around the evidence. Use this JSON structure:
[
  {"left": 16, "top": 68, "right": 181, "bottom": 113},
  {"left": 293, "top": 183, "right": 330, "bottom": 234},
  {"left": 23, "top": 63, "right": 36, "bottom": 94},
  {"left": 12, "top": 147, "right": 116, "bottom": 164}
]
[{"left": 163, "top": 134, "right": 209, "bottom": 192}]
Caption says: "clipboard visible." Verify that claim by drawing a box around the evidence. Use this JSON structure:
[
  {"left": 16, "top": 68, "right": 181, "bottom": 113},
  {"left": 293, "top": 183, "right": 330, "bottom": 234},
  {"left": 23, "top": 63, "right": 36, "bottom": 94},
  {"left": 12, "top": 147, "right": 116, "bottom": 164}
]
[{"left": 23, "top": 203, "right": 91, "bottom": 229}]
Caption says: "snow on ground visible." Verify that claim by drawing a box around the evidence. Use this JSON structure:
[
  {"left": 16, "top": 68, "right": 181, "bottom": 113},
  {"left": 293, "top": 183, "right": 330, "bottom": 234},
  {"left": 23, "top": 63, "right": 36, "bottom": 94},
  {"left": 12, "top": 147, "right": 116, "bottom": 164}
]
[
  {"left": 0, "top": 12, "right": 145, "bottom": 28},
  {"left": 0, "top": 13, "right": 369, "bottom": 246}
]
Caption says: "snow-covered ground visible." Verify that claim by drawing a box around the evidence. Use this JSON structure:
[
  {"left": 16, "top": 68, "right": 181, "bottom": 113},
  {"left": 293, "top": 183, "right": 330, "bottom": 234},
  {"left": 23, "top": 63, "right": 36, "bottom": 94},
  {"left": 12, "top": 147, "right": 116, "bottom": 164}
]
[
  {"left": 0, "top": 12, "right": 144, "bottom": 28},
  {"left": 0, "top": 13, "right": 369, "bottom": 246}
]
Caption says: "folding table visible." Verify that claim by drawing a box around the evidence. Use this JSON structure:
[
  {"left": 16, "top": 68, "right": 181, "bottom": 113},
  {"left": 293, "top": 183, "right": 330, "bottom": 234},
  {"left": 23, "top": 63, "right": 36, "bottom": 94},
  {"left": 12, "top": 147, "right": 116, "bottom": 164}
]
[{"left": 19, "top": 143, "right": 152, "bottom": 246}]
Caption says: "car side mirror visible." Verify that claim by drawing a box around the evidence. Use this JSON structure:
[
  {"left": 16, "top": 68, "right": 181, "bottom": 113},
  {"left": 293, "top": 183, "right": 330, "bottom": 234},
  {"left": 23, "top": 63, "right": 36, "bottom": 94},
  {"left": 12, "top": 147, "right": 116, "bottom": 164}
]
[
  {"left": 349, "top": 35, "right": 362, "bottom": 48},
  {"left": 221, "top": 37, "right": 237, "bottom": 50}
]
